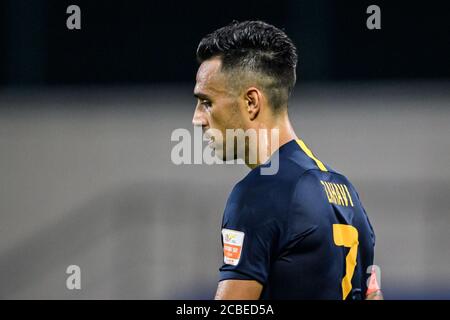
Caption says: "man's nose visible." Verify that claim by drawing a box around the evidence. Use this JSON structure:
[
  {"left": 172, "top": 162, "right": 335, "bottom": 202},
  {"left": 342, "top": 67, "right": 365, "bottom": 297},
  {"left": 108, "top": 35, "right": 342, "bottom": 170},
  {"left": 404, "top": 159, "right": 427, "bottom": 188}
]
[{"left": 192, "top": 105, "right": 208, "bottom": 127}]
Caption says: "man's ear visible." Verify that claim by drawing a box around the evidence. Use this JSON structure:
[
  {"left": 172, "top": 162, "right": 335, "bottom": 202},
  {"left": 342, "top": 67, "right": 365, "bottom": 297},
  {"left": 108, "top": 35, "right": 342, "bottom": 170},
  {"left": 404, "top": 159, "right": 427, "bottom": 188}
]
[{"left": 245, "top": 87, "right": 261, "bottom": 121}]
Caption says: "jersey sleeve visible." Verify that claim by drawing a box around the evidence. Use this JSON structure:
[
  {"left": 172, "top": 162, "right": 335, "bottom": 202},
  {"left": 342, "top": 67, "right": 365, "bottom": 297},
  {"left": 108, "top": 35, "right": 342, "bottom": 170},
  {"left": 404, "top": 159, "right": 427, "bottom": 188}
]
[
  {"left": 219, "top": 183, "right": 284, "bottom": 285},
  {"left": 359, "top": 198, "right": 376, "bottom": 247}
]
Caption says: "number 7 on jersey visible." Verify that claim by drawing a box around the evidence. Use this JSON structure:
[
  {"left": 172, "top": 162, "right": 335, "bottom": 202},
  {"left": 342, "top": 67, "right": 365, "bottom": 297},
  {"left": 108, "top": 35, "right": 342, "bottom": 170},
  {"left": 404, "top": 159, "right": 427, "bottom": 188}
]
[{"left": 333, "top": 224, "right": 359, "bottom": 300}]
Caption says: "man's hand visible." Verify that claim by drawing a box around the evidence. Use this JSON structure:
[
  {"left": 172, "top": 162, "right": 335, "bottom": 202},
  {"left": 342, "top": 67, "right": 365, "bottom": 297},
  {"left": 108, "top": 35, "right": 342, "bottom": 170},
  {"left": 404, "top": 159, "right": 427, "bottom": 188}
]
[
  {"left": 365, "top": 265, "right": 383, "bottom": 300},
  {"left": 215, "top": 279, "right": 263, "bottom": 300},
  {"left": 366, "top": 289, "right": 384, "bottom": 300}
]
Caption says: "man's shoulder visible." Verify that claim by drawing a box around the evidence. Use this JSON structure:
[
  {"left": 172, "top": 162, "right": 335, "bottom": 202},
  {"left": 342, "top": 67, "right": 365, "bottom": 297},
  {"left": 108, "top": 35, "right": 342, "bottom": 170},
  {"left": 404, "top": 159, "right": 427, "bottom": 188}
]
[
  {"left": 234, "top": 157, "right": 306, "bottom": 197},
  {"left": 224, "top": 157, "right": 317, "bottom": 220},
  {"left": 235, "top": 148, "right": 337, "bottom": 190}
]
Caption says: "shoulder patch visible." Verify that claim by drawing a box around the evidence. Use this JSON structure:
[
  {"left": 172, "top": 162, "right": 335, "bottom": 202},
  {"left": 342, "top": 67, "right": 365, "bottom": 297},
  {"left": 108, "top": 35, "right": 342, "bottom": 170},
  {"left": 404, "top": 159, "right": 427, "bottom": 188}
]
[{"left": 221, "top": 228, "right": 245, "bottom": 266}]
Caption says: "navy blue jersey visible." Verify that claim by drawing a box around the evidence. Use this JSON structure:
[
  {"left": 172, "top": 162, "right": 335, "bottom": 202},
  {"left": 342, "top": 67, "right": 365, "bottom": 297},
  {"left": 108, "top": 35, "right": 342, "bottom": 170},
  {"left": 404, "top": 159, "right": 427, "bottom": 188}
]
[{"left": 219, "top": 139, "right": 376, "bottom": 300}]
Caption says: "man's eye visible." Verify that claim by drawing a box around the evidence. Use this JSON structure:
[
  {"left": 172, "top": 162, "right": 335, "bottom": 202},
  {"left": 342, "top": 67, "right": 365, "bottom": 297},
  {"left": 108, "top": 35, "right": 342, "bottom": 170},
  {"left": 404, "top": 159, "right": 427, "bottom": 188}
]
[{"left": 202, "top": 100, "right": 212, "bottom": 108}]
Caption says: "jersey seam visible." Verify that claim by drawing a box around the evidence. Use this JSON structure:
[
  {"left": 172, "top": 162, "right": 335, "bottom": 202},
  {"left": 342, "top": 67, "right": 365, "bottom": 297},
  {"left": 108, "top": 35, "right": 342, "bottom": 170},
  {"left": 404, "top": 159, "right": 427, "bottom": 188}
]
[{"left": 285, "top": 168, "right": 323, "bottom": 245}]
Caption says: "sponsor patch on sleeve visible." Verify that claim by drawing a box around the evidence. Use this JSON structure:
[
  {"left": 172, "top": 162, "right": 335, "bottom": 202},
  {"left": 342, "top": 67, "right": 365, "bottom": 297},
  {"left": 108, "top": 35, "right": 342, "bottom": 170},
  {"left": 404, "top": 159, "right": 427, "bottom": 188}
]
[{"left": 221, "top": 228, "right": 245, "bottom": 266}]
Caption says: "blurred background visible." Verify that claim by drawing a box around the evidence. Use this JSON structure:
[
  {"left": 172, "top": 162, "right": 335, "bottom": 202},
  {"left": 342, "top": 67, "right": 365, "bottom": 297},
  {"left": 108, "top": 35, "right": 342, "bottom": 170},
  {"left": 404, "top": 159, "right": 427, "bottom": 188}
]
[{"left": 0, "top": 0, "right": 449, "bottom": 299}]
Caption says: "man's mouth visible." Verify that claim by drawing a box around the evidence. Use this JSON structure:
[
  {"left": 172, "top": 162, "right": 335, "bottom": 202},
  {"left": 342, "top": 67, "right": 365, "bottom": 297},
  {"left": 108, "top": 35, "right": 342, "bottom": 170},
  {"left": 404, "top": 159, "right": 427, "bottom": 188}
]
[{"left": 203, "top": 128, "right": 216, "bottom": 148}]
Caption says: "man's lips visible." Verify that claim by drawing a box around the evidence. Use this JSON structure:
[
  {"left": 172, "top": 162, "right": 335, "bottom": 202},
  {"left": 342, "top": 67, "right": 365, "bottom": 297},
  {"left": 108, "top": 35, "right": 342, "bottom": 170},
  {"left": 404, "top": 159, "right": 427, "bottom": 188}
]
[{"left": 203, "top": 128, "right": 214, "bottom": 146}]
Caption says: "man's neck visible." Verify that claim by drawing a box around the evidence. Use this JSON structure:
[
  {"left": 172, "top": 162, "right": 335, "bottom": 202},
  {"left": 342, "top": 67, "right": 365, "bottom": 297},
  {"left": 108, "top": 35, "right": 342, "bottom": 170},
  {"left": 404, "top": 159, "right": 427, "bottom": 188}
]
[{"left": 245, "top": 114, "right": 298, "bottom": 169}]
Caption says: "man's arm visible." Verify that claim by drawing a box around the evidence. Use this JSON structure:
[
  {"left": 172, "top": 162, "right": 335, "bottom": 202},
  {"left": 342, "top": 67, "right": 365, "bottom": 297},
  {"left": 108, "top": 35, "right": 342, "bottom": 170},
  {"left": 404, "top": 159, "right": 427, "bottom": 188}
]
[
  {"left": 215, "top": 279, "right": 263, "bottom": 300},
  {"left": 215, "top": 279, "right": 384, "bottom": 300}
]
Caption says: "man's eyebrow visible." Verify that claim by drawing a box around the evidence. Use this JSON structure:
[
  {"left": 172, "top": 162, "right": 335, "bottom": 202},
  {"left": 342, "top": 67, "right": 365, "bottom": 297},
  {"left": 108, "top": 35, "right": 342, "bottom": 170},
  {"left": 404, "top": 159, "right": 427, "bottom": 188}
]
[{"left": 193, "top": 92, "right": 211, "bottom": 100}]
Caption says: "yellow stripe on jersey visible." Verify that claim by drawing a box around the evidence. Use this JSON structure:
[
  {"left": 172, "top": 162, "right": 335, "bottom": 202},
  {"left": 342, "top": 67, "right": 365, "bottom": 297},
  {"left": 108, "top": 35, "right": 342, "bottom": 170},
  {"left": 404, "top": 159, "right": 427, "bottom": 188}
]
[{"left": 296, "top": 139, "right": 328, "bottom": 172}]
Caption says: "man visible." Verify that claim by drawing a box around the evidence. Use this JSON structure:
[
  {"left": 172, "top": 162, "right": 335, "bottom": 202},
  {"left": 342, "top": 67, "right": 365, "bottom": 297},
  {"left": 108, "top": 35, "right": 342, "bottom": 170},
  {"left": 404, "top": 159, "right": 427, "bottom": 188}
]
[{"left": 192, "top": 21, "right": 381, "bottom": 300}]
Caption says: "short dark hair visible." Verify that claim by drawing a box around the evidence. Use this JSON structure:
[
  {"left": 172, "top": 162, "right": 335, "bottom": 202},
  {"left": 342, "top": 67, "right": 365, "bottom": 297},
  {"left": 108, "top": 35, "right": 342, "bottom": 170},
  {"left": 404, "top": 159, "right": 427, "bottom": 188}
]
[{"left": 196, "top": 20, "right": 298, "bottom": 111}]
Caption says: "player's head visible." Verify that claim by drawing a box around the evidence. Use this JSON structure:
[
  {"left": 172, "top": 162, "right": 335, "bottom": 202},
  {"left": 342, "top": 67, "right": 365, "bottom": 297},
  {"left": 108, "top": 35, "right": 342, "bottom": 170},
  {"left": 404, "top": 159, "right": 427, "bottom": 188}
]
[{"left": 193, "top": 20, "right": 298, "bottom": 162}]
